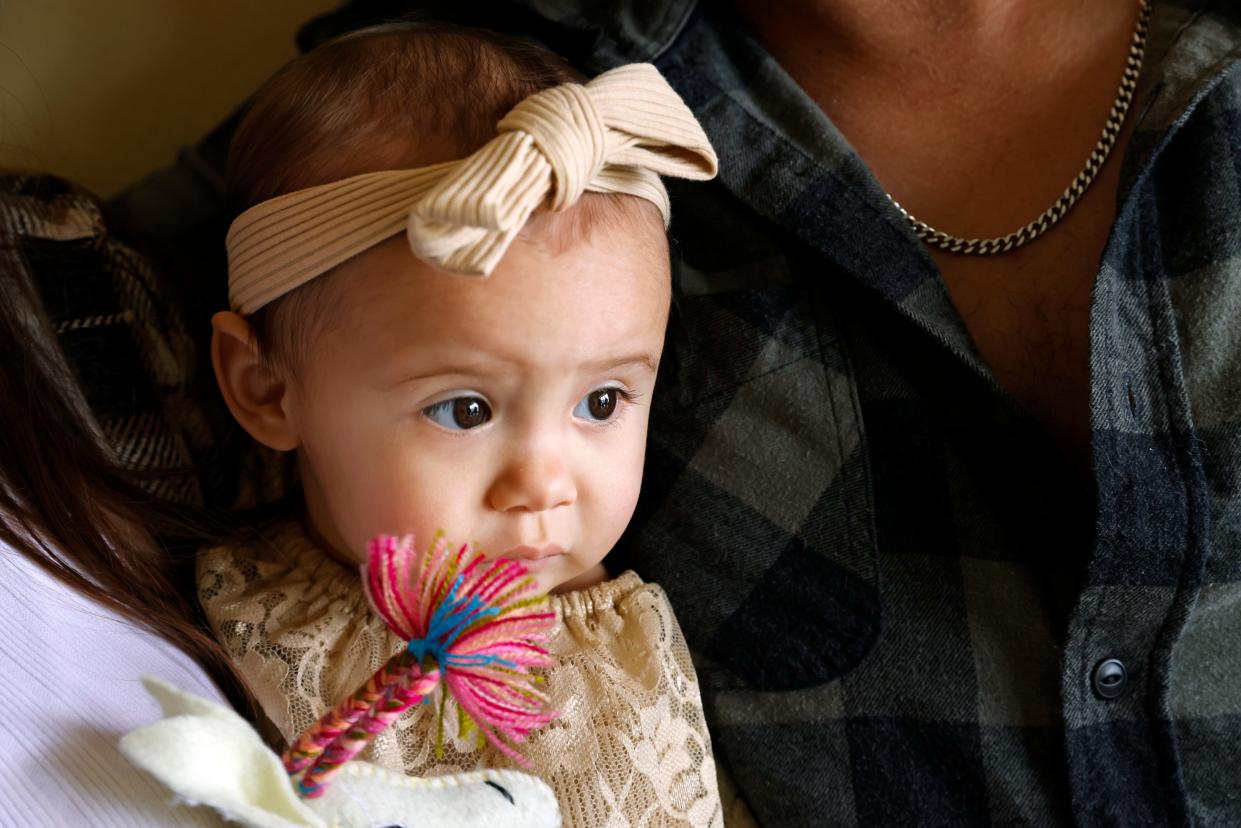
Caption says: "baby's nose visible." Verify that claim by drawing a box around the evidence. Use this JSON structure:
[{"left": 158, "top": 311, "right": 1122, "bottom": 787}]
[{"left": 486, "top": 450, "right": 577, "bottom": 513}]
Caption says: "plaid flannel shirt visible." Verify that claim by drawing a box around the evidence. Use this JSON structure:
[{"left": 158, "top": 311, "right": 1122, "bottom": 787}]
[
  {"left": 100, "top": 0, "right": 1241, "bottom": 824},
  {"left": 450, "top": 2, "right": 1241, "bottom": 824}
]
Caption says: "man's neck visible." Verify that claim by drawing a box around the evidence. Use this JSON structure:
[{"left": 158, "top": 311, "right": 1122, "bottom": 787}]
[
  {"left": 734, "top": 0, "right": 1132, "bottom": 89},
  {"left": 767, "top": 0, "right": 1030, "bottom": 46},
  {"left": 733, "top": 0, "right": 1141, "bottom": 136}
]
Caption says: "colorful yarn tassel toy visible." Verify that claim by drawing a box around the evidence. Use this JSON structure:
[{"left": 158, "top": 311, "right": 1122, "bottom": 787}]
[{"left": 282, "top": 533, "right": 559, "bottom": 798}]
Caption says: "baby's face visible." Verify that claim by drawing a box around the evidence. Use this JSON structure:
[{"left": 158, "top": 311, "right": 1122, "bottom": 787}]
[{"left": 286, "top": 220, "right": 669, "bottom": 594}]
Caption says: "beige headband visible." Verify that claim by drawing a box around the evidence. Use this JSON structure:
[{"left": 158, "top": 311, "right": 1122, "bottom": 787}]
[{"left": 225, "top": 63, "right": 718, "bottom": 314}]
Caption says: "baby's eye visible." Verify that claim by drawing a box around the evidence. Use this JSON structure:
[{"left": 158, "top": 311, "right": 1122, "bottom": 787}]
[
  {"left": 573, "top": 387, "right": 623, "bottom": 422},
  {"left": 423, "top": 396, "right": 492, "bottom": 430}
]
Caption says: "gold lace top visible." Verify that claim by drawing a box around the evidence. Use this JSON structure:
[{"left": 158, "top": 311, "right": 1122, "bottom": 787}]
[{"left": 197, "top": 519, "right": 723, "bottom": 827}]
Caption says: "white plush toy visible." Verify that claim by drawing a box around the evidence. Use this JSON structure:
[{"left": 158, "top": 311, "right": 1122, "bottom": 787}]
[
  {"left": 121, "top": 677, "right": 561, "bottom": 828},
  {"left": 119, "top": 675, "right": 558, "bottom": 824},
  {"left": 122, "top": 535, "right": 565, "bottom": 827}
]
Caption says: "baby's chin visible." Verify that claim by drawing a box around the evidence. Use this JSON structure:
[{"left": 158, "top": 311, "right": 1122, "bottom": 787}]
[{"left": 548, "top": 562, "right": 609, "bottom": 594}]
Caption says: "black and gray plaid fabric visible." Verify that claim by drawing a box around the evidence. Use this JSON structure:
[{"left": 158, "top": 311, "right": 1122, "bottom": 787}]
[
  {"left": 0, "top": 175, "right": 216, "bottom": 506},
  {"left": 447, "top": 2, "right": 1241, "bottom": 824},
  {"left": 96, "top": 0, "right": 1241, "bottom": 824}
]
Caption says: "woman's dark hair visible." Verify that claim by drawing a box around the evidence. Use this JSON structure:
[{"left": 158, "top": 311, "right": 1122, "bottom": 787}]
[{"left": 0, "top": 269, "right": 252, "bottom": 715}]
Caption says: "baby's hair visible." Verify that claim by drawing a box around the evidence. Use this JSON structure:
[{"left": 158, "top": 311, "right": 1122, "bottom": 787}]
[{"left": 227, "top": 21, "right": 662, "bottom": 371}]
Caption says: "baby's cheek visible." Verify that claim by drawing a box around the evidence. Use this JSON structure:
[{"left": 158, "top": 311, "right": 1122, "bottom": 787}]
[
  {"left": 384, "top": 468, "right": 486, "bottom": 553},
  {"left": 595, "top": 446, "right": 647, "bottom": 544},
  {"left": 332, "top": 468, "right": 437, "bottom": 559}
]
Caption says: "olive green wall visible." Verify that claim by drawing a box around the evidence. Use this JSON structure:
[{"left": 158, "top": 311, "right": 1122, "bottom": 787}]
[{"left": 0, "top": 1, "right": 339, "bottom": 197}]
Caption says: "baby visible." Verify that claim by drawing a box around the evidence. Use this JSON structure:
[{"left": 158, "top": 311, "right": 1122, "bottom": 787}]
[{"left": 196, "top": 22, "right": 723, "bottom": 827}]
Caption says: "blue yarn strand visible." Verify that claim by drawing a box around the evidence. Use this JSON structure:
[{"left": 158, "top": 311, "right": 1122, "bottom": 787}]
[{"left": 406, "top": 573, "right": 516, "bottom": 670}]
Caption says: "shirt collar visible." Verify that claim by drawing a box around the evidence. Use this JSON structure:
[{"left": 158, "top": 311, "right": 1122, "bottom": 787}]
[
  {"left": 1122, "top": 0, "right": 1241, "bottom": 194},
  {"left": 509, "top": 0, "right": 699, "bottom": 70}
]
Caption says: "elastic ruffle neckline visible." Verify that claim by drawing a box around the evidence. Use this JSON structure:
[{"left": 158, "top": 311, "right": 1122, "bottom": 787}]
[{"left": 255, "top": 517, "right": 642, "bottom": 627}]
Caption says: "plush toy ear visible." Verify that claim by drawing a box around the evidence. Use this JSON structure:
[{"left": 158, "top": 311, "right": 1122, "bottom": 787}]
[
  {"left": 119, "top": 677, "right": 324, "bottom": 828},
  {"left": 142, "top": 674, "right": 249, "bottom": 722}
]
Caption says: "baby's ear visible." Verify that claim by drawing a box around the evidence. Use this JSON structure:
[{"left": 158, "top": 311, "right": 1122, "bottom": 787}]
[{"left": 211, "top": 311, "right": 301, "bottom": 452}]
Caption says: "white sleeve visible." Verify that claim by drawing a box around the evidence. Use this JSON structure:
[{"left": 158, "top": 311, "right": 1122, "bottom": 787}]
[{"left": 0, "top": 540, "right": 228, "bottom": 827}]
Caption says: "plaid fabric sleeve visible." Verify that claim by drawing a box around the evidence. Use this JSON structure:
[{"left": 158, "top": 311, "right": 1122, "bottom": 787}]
[{"left": 0, "top": 174, "right": 220, "bottom": 505}]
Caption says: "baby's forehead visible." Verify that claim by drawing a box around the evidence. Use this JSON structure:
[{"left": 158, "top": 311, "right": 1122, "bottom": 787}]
[
  {"left": 269, "top": 193, "right": 671, "bottom": 380},
  {"left": 294, "top": 220, "right": 667, "bottom": 376},
  {"left": 519, "top": 192, "right": 668, "bottom": 258}
]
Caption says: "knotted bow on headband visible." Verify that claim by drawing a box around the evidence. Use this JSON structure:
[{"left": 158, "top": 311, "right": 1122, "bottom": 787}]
[{"left": 226, "top": 62, "right": 718, "bottom": 314}]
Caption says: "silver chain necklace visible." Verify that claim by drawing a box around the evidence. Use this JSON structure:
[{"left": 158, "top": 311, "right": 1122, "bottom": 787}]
[{"left": 887, "top": 0, "right": 1151, "bottom": 256}]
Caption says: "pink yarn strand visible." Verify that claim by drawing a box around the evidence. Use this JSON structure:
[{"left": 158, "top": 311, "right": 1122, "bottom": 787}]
[
  {"left": 363, "top": 537, "right": 409, "bottom": 638},
  {"left": 387, "top": 535, "right": 421, "bottom": 637}
]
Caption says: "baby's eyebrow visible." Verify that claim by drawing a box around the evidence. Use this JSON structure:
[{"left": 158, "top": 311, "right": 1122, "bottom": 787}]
[
  {"left": 583, "top": 353, "right": 659, "bottom": 373},
  {"left": 381, "top": 360, "right": 498, "bottom": 389},
  {"left": 382, "top": 352, "right": 659, "bottom": 390}
]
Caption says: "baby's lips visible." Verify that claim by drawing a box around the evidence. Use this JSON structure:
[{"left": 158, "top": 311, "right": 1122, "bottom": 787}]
[{"left": 498, "top": 544, "right": 567, "bottom": 571}]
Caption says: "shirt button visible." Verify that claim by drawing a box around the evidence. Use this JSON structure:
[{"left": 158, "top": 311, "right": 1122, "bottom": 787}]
[{"left": 1092, "top": 658, "right": 1128, "bottom": 700}]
